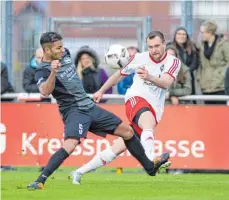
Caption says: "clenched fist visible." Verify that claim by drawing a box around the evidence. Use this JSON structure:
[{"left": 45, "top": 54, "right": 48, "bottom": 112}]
[
  {"left": 93, "top": 90, "right": 103, "bottom": 103},
  {"left": 51, "top": 60, "right": 61, "bottom": 73},
  {"left": 136, "top": 66, "right": 150, "bottom": 80}
]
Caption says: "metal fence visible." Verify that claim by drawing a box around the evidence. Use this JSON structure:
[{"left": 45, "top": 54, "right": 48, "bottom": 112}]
[
  {"left": 1, "top": 1, "right": 229, "bottom": 93},
  {"left": 2, "top": 93, "right": 229, "bottom": 106}
]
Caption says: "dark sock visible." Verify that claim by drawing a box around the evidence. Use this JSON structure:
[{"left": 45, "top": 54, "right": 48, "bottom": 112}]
[
  {"left": 36, "top": 148, "right": 69, "bottom": 184},
  {"left": 124, "top": 134, "right": 155, "bottom": 176}
]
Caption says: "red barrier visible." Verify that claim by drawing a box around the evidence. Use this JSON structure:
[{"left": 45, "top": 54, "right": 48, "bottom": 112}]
[{"left": 1, "top": 103, "right": 229, "bottom": 170}]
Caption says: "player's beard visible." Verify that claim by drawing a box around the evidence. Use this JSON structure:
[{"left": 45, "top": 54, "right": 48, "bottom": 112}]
[
  {"left": 155, "top": 50, "right": 166, "bottom": 61},
  {"left": 152, "top": 53, "right": 162, "bottom": 61},
  {"left": 51, "top": 52, "right": 62, "bottom": 61}
]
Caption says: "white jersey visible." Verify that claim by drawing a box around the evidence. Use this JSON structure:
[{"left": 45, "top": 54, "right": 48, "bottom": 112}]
[{"left": 120, "top": 51, "right": 181, "bottom": 122}]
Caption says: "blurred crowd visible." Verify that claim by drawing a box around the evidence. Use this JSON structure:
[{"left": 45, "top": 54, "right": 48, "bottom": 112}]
[{"left": 1, "top": 20, "right": 229, "bottom": 105}]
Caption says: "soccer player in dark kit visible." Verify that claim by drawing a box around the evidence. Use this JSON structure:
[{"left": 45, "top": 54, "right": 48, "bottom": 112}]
[{"left": 27, "top": 32, "right": 169, "bottom": 189}]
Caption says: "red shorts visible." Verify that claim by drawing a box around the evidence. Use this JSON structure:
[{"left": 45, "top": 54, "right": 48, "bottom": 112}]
[{"left": 125, "top": 96, "right": 158, "bottom": 136}]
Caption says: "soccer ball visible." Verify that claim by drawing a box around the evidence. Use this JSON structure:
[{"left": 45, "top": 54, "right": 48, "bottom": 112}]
[{"left": 105, "top": 44, "right": 129, "bottom": 69}]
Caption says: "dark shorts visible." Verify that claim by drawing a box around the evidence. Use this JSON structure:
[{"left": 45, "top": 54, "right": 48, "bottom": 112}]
[{"left": 62, "top": 105, "right": 122, "bottom": 140}]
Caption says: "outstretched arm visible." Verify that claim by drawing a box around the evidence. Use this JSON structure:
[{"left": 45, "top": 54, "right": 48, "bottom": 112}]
[
  {"left": 99, "top": 54, "right": 140, "bottom": 94},
  {"left": 99, "top": 70, "right": 124, "bottom": 94},
  {"left": 93, "top": 54, "right": 140, "bottom": 103},
  {"left": 93, "top": 70, "right": 124, "bottom": 103}
]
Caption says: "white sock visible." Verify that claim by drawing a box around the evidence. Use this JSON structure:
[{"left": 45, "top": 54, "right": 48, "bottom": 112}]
[
  {"left": 140, "top": 129, "right": 155, "bottom": 161},
  {"left": 76, "top": 148, "right": 117, "bottom": 175}
]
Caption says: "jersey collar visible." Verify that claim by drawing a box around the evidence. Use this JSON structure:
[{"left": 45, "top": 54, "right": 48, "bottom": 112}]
[{"left": 149, "top": 52, "right": 167, "bottom": 64}]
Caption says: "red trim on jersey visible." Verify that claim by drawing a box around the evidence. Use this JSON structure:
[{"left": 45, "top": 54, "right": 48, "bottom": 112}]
[
  {"left": 146, "top": 136, "right": 154, "bottom": 141},
  {"left": 168, "top": 58, "right": 179, "bottom": 74},
  {"left": 167, "top": 59, "right": 176, "bottom": 73},
  {"left": 120, "top": 55, "right": 135, "bottom": 76},
  {"left": 125, "top": 96, "right": 158, "bottom": 136},
  {"left": 149, "top": 52, "right": 167, "bottom": 64},
  {"left": 165, "top": 72, "right": 175, "bottom": 80}
]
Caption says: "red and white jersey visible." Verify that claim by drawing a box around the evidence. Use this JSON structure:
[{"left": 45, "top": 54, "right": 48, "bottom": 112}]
[{"left": 120, "top": 51, "right": 181, "bottom": 122}]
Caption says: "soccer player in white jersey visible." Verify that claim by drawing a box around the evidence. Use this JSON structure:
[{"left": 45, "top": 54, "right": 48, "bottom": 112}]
[{"left": 70, "top": 31, "right": 181, "bottom": 184}]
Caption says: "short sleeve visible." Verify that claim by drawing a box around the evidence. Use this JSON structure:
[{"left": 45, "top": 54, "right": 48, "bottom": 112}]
[
  {"left": 35, "top": 68, "right": 51, "bottom": 87},
  {"left": 164, "top": 57, "right": 181, "bottom": 80},
  {"left": 120, "top": 54, "right": 142, "bottom": 76}
]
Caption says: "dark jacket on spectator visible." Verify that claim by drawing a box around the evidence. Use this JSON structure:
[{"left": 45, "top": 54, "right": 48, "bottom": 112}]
[
  {"left": 225, "top": 67, "right": 229, "bottom": 95},
  {"left": 168, "top": 27, "right": 199, "bottom": 95},
  {"left": 1, "top": 62, "right": 14, "bottom": 94},
  {"left": 81, "top": 67, "right": 111, "bottom": 94},
  {"left": 75, "top": 46, "right": 112, "bottom": 95},
  {"left": 23, "top": 57, "right": 39, "bottom": 93},
  {"left": 170, "top": 27, "right": 200, "bottom": 72}
]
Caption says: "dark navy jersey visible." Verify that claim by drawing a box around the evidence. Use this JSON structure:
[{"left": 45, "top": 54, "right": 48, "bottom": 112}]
[{"left": 35, "top": 48, "right": 94, "bottom": 113}]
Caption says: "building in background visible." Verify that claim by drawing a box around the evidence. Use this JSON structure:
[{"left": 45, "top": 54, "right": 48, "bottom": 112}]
[
  {"left": 9, "top": 1, "right": 229, "bottom": 92},
  {"left": 170, "top": 1, "right": 229, "bottom": 39}
]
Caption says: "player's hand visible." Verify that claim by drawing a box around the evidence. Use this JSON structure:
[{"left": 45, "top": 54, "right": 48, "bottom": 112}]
[
  {"left": 93, "top": 90, "right": 104, "bottom": 103},
  {"left": 136, "top": 66, "right": 149, "bottom": 80},
  {"left": 171, "top": 96, "right": 179, "bottom": 105},
  {"left": 165, "top": 92, "right": 170, "bottom": 100},
  {"left": 51, "top": 60, "right": 61, "bottom": 73}
]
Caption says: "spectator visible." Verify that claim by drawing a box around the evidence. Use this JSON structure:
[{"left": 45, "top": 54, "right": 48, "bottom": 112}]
[
  {"left": 127, "top": 46, "right": 140, "bottom": 58},
  {"left": 165, "top": 45, "right": 192, "bottom": 105},
  {"left": 197, "top": 20, "right": 229, "bottom": 104},
  {"left": 117, "top": 73, "right": 134, "bottom": 95},
  {"left": 74, "top": 46, "right": 112, "bottom": 99},
  {"left": 117, "top": 46, "right": 140, "bottom": 95},
  {"left": 168, "top": 26, "right": 199, "bottom": 95},
  {"left": 23, "top": 47, "right": 43, "bottom": 93},
  {"left": 1, "top": 62, "right": 14, "bottom": 94},
  {"left": 225, "top": 67, "right": 229, "bottom": 95}
]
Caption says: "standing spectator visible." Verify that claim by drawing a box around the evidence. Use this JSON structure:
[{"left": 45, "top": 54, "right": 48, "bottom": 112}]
[
  {"left": 117, "top": 46, "right": 140, "bottom": 95},
  {"left": 1, "top": 62, "right": 14, "bottom": 94},
  {"left": 225, "top": 67, "right": 229, "bottom": 95},
  {"left": 168, "top": 26, "right": 199, "bottom": 95},
  {"left": 23, "top": 47, "right": 43, "bottom": 93},
  {"left": 198, "top": 20, "right": 229, "bottom": 104},
  {"left": 74, "top": 46, "right": 112, "bottom": 98},
  {"left": 165, "top": 45, "right": 192, "bottom": 105}
]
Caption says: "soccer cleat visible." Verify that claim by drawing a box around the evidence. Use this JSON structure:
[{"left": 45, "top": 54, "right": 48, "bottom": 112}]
[
  {"left": 70, "top": 171, "right": 82, "bottom": 185},
  {"left": 152, "top": 152, "right": 170, "bottom": 176},
  {"left": 27, "top": 182, "right": 44, "bottom": 190}
]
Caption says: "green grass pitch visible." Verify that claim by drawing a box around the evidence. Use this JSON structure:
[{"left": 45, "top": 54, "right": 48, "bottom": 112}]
[{"left": 1, "top": 168, "right": 229, "bottom": 200}]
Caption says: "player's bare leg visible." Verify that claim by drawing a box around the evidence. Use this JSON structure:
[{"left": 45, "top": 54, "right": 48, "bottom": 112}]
[
  {"left": 71, "top": 137, "right": 126, "bottom": 184},
  {"left": 71, "top": 111, "right": 169, "bottom": 184},
  {"left": 71, "top": 117, "right": 169, "bottom": 184},
  {"left": 71, "top": 122, "right": 158, "bottom": 184},
  {"left": 28, "top": 139, "right": 79, "bottom": 189}
]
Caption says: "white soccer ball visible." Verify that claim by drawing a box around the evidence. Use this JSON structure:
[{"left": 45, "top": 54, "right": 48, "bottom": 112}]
[{"left": 105, "top": 44, "right": 129, "bottom": 69}]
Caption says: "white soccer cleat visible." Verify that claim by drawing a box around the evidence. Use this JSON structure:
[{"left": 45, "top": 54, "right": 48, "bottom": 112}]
[
  {"left": 159, "top": 160, "right": 172, "bottom": 170},
  {"left": 70, "top": 171, "right": 82, "bottom": 185}
]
